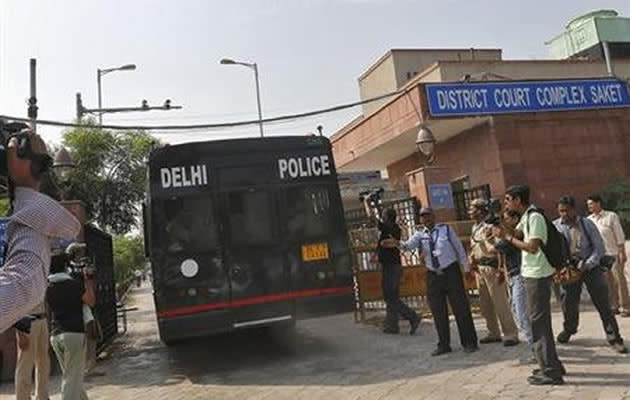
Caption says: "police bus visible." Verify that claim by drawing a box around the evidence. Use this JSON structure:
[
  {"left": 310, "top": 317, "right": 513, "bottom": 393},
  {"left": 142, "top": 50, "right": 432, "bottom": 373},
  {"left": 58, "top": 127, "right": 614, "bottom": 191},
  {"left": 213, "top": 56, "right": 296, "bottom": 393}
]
[{"left": 143, "top": 135, "right": 354, "bottom": 345}]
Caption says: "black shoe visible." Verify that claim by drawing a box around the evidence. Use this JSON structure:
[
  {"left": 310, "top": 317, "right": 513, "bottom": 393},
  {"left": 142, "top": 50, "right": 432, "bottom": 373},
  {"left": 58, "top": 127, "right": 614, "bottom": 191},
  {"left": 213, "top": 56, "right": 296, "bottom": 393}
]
[
  {"left": 479, "top": 336, "right": 502, "bottom": 344},
  {"left": 431, "top": 347, "right": 452, "bottom": 356},
  {"left": 611, "top": 342, "right": 628, "bottom": 354},
  {"left": 503, "top": 339, "right": 519, "bottom": 347},
  {"left": 527, "top": 374, "right": 564, "bottom": 385},
  {"left": 556, "top": 331, "right": 572, "bottom": 344},
  {"left": 409, "top": 315, "right": 421, "bottom": 335},
  {"left": 463, "top": 346, "right": 479, "bottom": 353},
  {"left": 533, "top": 365, "right": 567, "bottom": 376},
  {"left": 383, "top": 328, "right": 399, "bottom": 334}
]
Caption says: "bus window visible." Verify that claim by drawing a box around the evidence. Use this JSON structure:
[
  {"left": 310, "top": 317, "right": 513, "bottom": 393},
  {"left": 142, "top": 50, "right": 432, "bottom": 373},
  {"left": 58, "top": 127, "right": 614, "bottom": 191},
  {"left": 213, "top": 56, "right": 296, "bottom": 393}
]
[
  {"left": 286, "top": 187, "right": 331, "bottom": 237},
  {"left": 227, "top": 190, "right": 273, "bottom": 245},
  {"left": 161, "top": 197, "right": 218, "bottom": 253}
]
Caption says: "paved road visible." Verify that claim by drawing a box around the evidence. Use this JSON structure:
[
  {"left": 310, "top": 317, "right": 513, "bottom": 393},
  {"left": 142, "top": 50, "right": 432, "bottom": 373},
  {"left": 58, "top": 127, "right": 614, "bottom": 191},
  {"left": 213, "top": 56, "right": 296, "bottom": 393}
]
[{"left": 2, "top": 284, "right": 630, "bottom": 400}]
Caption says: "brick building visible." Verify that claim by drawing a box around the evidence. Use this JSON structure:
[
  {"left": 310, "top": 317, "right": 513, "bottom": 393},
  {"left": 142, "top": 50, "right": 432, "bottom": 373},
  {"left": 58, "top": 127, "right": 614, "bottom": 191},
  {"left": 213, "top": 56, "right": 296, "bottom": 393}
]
[{"left": 331, "top": 12, "right": 630, "bottom": 220}]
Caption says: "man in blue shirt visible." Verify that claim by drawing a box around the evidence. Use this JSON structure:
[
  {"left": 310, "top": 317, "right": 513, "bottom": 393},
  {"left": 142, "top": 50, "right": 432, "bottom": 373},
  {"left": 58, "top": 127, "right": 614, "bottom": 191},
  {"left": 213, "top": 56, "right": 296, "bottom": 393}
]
[
  {"left": 382, "top": 207, "right": 478, "bottom": 356},
  {"left": 553, "top": 196, "right": 627, "bottom": 353}
]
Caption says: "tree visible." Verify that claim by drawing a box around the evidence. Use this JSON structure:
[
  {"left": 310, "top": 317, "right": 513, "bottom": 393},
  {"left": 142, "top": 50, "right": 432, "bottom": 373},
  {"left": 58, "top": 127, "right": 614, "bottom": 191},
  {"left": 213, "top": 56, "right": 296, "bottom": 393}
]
[
  {"left": 59, "top": 121, "right": 159, "bottom": 234},
  {"left": 113, "top": 234, "right": 146, "bottom": 285}
]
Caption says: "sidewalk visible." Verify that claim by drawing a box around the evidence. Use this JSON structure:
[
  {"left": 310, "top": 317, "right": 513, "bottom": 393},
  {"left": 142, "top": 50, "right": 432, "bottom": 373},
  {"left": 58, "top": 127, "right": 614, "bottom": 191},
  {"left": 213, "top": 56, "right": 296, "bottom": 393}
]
[{"left": 1, "top": 283, "right": 629, "bottom": 400}]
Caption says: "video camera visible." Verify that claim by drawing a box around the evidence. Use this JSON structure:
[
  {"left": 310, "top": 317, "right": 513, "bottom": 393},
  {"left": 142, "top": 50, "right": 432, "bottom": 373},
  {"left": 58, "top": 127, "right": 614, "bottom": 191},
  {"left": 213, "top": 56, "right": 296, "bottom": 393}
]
[
  {"left": 65, "top": 242, "right": 96, "bottom": 281},
  {"left": 359, "top": 187, "right": 384, "bottom": 208},
  {"left": 0, "top": 119, "right": 53, "bottom": 195}
]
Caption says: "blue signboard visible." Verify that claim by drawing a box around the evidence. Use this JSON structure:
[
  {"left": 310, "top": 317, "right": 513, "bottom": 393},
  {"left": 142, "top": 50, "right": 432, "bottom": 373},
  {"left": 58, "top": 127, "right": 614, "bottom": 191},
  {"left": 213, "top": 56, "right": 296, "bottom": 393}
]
[
  {"left": 426, "top": 78, "right": 630, "bottom": 117},
  {"left": 428, "top": 184, "right": 454, "bottom": 210}
]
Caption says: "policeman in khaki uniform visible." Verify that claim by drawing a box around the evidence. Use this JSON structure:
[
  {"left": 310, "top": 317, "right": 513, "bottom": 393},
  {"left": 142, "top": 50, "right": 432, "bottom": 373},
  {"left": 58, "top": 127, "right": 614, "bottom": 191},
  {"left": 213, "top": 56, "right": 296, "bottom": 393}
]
[{"left": 469, "top": 199, "right": 519, "bottom": 346}]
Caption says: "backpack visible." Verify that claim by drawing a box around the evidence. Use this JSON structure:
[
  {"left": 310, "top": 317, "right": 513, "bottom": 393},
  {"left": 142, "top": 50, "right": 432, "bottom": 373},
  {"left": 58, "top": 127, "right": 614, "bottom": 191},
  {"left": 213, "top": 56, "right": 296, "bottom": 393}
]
[{"left": 526, "top": 207, "right": 569, "bottom": 270}]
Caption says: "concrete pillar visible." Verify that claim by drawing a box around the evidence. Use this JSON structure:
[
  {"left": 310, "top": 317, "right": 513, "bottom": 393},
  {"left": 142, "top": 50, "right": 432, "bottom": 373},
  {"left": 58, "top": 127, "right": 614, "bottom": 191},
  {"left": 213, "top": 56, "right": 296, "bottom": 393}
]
[{"left": 407, "top": 166, "right": 457, "bottom": 222}]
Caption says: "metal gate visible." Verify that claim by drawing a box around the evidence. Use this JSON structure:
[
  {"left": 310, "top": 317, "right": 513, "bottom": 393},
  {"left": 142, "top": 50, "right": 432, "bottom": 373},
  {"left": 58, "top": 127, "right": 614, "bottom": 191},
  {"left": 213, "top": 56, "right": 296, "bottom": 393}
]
[
  {"left": 453, "top": 184, "right": 491, "bottom": 220},
  {"left": 84, "top": 225, "right": 118, "bottom": 351},
  {"left": 345, "top": 197, "right": 426, "bottom": 320}
]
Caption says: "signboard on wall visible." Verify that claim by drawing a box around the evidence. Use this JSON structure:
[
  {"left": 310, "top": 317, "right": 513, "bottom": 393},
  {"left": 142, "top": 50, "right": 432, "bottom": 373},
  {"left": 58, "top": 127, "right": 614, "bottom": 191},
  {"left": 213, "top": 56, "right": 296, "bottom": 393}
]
[
  {"left": 425, "top": 78, "right": 630, "bottom": 117},
  {"left": 428, "top": 184, "right": 454, "bottom": 210}
]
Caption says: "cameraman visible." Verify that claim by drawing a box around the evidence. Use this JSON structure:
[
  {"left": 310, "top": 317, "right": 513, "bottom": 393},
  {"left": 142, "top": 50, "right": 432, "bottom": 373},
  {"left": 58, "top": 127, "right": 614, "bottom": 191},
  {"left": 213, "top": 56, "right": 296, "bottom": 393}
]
[
  {"left": 0, "top": 129, "right": 80, "bottom": 333},
  {"left": 47, "top": 250, "right": 95, "bottom": 399},
  {"left": 363, "top": 196, "right": 420, "bottom": 335}
]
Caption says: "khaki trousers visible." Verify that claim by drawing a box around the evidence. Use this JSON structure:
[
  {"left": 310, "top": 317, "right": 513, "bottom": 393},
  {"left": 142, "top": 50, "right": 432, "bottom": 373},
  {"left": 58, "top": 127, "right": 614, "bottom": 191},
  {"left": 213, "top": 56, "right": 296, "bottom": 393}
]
[
  {"left": 607, "top": 258, "right": 630, "bottom": 311},
  {"left": 477, "top": 265, "right": 519, "bottom": 341},
  {"left": 15, "top": 319, "right": 50, "bottom": 400}
]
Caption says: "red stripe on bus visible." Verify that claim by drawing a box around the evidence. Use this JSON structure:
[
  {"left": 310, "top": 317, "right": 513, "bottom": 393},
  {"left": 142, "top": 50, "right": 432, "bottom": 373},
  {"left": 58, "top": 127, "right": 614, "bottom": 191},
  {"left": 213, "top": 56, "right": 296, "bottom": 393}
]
[{"left": 156, "top": 286, "right": 353, "bottom": 318}]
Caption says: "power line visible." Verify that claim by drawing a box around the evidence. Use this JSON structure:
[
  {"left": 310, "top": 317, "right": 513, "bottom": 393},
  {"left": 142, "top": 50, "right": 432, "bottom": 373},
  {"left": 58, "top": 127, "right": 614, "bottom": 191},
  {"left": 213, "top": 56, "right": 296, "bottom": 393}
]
[{"left": 0, "top": 87, "right": 405, "bottom": 132}]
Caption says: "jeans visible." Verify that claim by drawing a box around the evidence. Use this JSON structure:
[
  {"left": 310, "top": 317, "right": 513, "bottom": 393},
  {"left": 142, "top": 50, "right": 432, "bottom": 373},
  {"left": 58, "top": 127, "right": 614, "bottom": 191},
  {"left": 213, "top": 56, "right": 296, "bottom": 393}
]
[
  {"left": 509, "top": 275, "right": 533, "bottom": 346},
  {"left": 50, "top": 332, "right": 89, "bottom": 400},
  {"left": 382, "top": 263, "right": 418, "bottom": 329},
  {"left": 524, "top": 276, "right": 564, "bottom": 379}
]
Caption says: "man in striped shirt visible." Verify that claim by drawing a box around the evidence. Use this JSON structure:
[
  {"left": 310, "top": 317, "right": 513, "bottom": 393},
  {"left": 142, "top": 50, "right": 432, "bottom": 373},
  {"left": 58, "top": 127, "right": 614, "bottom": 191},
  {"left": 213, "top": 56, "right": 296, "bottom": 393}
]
[{"left": 0, "top": 129, "right": 80, "bottom": 333}]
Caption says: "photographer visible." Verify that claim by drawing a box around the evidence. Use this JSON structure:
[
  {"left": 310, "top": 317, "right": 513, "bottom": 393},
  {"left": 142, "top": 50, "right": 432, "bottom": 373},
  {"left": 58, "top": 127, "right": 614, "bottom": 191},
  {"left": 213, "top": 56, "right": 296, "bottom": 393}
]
[
  {"left": 552, "top": 196, "right": 627, "bottom": 353},
  {"left": 47, "top": 250, "right": 95, "bottom": 399},
  {"left": 0, "top": 129, "right": 80, "bottom": 333},
  {"left": 362, "top": 191, "right": 420, "bottom": 335}
]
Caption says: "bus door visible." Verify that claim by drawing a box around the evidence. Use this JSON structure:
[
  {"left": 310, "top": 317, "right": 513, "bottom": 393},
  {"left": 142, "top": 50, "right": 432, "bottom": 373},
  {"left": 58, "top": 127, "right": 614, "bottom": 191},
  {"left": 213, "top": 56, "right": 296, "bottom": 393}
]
[
  {"left": 218, "top": 187, "right": 292, "bottom": 327},
  {"left": 152, "top": 195, "right": 232, "bottom": 331}
]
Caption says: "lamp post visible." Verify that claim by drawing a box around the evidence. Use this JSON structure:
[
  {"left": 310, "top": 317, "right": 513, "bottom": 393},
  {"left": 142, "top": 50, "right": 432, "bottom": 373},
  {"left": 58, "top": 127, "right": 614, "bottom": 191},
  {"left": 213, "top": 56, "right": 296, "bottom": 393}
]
[
  {"left": 415, "top": 125, "right": 436, "bottom": 165},
  {"left": 220, "top": 58, "right": 264, "bottom": 138},
  {"left": 52, "top": 147, "right": 76, "bottom": 201},
  {"left": 97, "top": 64, "right": 136, "bottom": 124}
]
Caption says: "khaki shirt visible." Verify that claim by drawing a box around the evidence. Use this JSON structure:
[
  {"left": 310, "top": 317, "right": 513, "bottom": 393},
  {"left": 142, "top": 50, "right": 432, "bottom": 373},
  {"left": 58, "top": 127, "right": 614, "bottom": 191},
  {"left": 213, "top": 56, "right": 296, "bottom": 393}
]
[
  {"left": 470, "top": 222, "right": 494, "bottom": 261},
  {"left": 588, "top": 210, "right": 625, "bottom": 256}
]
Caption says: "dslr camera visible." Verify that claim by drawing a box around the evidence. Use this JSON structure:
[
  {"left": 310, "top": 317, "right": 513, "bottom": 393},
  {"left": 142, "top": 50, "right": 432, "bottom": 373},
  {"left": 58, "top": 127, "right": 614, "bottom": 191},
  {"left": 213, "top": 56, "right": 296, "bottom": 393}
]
[
  {"left": 483, "top": 198, "right": 502, "bottom": 225},
  {"left": 0, "top": 119, "right": 53, "bottom": 196}
]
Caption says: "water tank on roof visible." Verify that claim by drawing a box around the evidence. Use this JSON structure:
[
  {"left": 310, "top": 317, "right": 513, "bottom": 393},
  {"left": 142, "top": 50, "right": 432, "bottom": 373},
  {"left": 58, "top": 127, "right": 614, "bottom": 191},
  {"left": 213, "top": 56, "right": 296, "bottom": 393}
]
[{"left": 546, "top": 9, "right": 630, "bottom": 60}]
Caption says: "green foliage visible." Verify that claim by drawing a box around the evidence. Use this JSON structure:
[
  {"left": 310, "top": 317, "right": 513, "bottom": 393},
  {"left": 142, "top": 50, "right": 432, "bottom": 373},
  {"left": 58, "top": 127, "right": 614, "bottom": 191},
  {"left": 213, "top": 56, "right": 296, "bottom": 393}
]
[
  {"left": 599, "top": 178, "right": 630, "bottom": 233},
  {"left": 113, "top": 234, "right": 146, "bottom": 284},
  {"left": 0, "top": 198, "right": 9, "bottom": 217},
  {"left": 60, "top": 120, "right": 159, "bottom": 234}
]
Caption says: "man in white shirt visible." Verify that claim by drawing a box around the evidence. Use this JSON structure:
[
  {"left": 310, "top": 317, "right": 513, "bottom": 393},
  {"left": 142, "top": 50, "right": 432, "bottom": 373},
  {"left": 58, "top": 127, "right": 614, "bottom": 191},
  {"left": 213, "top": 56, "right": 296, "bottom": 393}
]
[{"left": 587, "top": 195, "right": 630, "bottom": 317}]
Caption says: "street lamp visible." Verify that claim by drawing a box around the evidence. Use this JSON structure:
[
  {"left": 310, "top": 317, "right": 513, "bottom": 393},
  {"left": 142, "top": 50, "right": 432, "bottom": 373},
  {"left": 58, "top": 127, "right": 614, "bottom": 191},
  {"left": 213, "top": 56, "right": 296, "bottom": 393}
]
[
  {"left": 416, "top": 125, "right": 436, "bottom": 165},
  {"left": 97, "top": 64, "right": 137, "bottom": 124},
  {"left": 52, "top": 147, "right": 76, "bottom": 200},
  {"left": 220, "top": 58, "right": 264, "bottom": 138}
]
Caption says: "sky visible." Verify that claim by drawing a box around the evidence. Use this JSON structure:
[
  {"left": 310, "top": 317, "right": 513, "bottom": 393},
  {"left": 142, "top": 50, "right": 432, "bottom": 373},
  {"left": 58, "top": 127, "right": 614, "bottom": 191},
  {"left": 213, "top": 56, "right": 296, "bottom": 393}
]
[{"left": 1, "top": 0, "right": 629, "bottom": 146}]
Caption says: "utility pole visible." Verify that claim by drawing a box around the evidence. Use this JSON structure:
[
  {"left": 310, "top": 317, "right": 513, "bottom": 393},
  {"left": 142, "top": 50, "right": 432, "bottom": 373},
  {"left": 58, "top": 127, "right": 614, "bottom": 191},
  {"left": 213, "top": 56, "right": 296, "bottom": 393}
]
[{"left": 28, "top": 59, "right": 38, "bottom": 131}]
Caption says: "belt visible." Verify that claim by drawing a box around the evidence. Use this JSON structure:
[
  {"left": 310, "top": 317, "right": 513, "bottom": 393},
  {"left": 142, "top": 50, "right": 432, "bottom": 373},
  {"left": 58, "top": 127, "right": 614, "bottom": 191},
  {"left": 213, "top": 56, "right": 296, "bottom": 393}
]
[
  {"left": 428, "top": 262, "right": 458, "bottom": 276},
  {"left": 477, "top": 257, "right": 499, "bottom": 268}
]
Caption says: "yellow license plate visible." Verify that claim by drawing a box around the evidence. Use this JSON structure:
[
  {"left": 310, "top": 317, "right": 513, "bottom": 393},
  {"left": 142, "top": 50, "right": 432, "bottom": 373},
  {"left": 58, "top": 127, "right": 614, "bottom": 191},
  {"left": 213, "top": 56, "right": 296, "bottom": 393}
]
[{"left": 301, "top": 243, "right": 329, "bottom": 262}]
